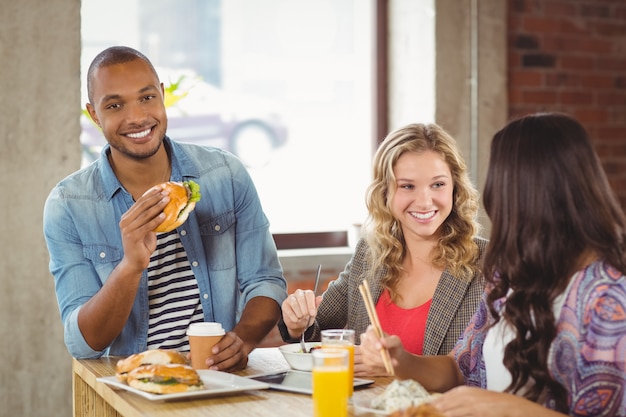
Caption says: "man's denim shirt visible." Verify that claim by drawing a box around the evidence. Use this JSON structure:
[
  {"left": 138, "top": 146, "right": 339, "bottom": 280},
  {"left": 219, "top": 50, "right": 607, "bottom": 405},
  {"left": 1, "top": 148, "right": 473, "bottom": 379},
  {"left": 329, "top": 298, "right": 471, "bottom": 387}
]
[{"left": 43, "top": 137, "right": 287, "bottom": 358}]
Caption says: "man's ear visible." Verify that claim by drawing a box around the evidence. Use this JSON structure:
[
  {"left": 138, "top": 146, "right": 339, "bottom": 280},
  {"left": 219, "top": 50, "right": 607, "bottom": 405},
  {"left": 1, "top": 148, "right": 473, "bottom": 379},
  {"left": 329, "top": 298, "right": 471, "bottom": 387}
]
[{"left": 85, "top": 103, "right": 101, "bottom": 127}]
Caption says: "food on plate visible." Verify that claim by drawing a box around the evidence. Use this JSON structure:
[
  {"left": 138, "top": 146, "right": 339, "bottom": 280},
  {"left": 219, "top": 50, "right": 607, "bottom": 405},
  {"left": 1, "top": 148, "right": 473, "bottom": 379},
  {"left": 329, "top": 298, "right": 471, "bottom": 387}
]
[
  {"left": 126, "top": 363, "right": 204, "bottom": 394},
  {"left": 298, "top": 346, "right": 320, "bottom": 354},
  {"left": 370, "top": 379, "right": 435, "bottom": 413},
  {"left": 389, "top": 404, "right": 445, "bottom": 417},
  {"left": 115, "top": 349, "right": 204, "bottom": 395},
  {"left": 147, "top": 180, "right": 202, "bottom": 233},
  {"left": 116, "top": 349, "right": 189, "bottom": 382}
]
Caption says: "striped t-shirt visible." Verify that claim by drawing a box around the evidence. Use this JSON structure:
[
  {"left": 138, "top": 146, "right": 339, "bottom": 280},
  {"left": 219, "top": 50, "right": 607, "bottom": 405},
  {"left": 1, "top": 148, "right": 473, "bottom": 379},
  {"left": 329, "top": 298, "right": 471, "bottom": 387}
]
[{"left": 146, "top": 229, "right": 204, "bottom": 351}]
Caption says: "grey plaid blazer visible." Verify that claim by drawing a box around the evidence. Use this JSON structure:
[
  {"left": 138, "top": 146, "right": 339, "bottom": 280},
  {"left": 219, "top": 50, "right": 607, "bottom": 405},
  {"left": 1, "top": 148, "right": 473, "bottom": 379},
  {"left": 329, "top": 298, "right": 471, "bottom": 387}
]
[{"left": 278, "top": 237, "right": 488, "bottom": 356}]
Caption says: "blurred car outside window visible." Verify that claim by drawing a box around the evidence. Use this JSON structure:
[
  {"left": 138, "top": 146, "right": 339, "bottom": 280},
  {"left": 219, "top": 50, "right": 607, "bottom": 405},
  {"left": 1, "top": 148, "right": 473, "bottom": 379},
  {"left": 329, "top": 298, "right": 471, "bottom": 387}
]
[
  {"left": 81, "top": 0, "right": 373, "bottom": 236},
  {"left": 81, "top": 70, "right": 289, "bottom": 170}
]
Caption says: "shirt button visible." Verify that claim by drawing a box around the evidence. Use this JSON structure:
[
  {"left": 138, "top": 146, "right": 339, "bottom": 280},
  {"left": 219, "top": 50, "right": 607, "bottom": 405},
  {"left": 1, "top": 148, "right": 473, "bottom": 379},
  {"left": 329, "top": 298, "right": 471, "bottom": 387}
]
[
  {"left": 214, "top": 225, "right": 221, "bottom": 231},
  {"left": 180, "top": 230, "right": 187, "bottom": 236},
  {"left": 99, "top": 252, "right": 106, "bottom": 259},
  {"left": 203, "top": 294, "right": 209, "bottom": 299},
  {"left": 192, "top": 261, "right": 199, "bottom": 267}
]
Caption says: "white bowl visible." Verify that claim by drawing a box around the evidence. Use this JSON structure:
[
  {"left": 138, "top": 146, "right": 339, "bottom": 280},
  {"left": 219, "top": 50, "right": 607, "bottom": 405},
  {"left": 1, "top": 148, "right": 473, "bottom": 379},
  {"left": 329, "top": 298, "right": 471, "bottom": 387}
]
[{"left": 278, "top": 342, "right": 322, "bottom": 371}]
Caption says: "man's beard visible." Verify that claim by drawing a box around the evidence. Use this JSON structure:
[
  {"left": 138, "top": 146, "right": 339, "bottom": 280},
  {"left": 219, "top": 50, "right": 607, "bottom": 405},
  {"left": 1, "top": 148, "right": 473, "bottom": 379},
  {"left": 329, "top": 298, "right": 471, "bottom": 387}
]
[{"left": 110, "top": 132, "right": 165, "bottom": 160}]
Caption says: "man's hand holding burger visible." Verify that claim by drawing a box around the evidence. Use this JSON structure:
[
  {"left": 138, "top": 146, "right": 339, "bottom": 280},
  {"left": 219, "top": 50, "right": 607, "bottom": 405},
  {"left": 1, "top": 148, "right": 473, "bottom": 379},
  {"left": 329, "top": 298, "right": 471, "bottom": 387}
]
[
  {"left": 77, "top": 180, "right": 202, "bottom": 352},
  {"left": 119, "top": 186, "right": 171, "bottom": 273},
  {"left": 120, "top": 179, "right": 202, "bottom": 273}
]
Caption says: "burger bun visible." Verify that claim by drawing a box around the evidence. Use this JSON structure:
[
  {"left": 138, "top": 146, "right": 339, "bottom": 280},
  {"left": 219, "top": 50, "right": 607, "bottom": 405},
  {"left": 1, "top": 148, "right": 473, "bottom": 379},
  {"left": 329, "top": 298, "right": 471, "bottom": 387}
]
[
  {"left": 151, "top": 181, "right": 194, "bottom": 233},
  {"left": 126, "top": 363, "right": 204, "bottom": 394}
]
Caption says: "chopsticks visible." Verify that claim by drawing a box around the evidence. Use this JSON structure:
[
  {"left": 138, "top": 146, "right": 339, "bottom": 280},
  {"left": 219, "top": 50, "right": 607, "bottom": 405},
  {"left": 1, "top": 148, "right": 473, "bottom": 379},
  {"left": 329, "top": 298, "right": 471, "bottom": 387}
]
[{"left": 358, "top": 279, "right": 395, "bottom": 375}]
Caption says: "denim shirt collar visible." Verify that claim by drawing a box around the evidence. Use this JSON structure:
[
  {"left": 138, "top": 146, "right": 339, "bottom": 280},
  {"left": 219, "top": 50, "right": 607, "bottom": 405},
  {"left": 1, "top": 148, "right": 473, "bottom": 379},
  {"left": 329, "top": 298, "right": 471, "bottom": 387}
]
[{"left": 97, "top": 136, "right": 201, "bottom": 200}]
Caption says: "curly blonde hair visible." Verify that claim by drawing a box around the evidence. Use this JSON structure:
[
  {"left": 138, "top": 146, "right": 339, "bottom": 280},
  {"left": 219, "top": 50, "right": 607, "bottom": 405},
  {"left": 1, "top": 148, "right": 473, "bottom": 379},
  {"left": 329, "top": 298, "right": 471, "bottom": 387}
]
[{"left": 363, "top": 123, "right": 481, "bottom": 300}]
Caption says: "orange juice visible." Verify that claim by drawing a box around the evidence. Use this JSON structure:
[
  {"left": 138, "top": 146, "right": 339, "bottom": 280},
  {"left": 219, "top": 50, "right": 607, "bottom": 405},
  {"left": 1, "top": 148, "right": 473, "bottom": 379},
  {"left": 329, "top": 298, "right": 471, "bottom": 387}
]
[
  {"left": 321, "top": 341, "right": 354, "bottom": 397},
  {"left": 321, "top": 329, "right": 356, "bottom": 398},
  {"left": 312, "top": 365, "right": 349, "bottom": 417}
]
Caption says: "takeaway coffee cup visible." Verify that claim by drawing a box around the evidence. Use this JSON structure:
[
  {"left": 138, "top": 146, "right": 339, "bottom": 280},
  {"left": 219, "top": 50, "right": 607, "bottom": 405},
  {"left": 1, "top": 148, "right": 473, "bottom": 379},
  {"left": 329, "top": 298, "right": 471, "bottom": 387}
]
[{"left": 187, "top": 322, "right": 226, "bottom": 369}]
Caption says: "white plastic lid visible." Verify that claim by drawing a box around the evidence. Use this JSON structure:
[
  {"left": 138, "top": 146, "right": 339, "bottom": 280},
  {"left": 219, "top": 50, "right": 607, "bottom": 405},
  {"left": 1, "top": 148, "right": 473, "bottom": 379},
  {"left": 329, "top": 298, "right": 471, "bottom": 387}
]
[{"left": 186, "top": 322, "right": 225, "bottom": 336}]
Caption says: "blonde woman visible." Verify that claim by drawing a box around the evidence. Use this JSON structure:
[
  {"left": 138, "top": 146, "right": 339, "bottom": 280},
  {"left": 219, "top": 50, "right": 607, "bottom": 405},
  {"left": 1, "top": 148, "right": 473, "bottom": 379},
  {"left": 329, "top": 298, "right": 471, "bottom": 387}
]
[{"left": 279, "top": 123, "right": 487, "bottom": 376}]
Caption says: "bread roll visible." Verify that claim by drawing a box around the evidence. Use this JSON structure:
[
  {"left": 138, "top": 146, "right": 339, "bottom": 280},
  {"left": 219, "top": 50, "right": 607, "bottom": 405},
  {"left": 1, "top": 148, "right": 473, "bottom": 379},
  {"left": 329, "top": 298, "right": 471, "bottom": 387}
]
[{"left": 115, "top": 349, "right": 188, "bottom": 381}]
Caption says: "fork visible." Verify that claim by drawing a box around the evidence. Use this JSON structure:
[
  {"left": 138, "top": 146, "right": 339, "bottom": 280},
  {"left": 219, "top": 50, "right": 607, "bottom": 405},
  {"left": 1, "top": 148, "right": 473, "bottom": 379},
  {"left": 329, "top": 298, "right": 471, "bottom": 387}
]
[{"left": 300, "top": 264, "right": 322, "bottom": 353}]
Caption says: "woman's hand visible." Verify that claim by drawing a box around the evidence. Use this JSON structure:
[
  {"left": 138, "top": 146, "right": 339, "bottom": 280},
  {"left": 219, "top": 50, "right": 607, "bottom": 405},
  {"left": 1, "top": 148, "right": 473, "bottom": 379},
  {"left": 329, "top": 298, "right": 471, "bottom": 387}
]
[
  {"left": 431, "top": 386, "right": 566, "bottom": 417},
  {"left": 354, "top": 344, "right": 392, "bottom": 377},
  {"left": 281, "top": 289, "right": 322, "bottom": 338},
  {"left": 359, "top": 325, "right": 409, "bottom": 376}
]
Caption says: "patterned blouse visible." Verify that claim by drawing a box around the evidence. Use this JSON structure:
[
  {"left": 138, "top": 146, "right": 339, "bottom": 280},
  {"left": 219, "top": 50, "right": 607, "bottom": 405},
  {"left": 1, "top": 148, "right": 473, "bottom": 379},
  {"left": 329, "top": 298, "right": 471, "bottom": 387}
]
[{"left": 451, "top": 261, "right": 626, "bottom": 417}]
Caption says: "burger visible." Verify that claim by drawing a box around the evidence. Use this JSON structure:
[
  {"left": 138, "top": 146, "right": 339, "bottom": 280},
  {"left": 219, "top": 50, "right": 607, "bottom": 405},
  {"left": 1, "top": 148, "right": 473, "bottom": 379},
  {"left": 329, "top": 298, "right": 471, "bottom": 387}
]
[
  {"left": 147, "top": 180, "right": 202, "bottom": 233},
  {"left": 126, "top": 363, "right": 204, "bottom": 394},
  {"left": 116, "top": 349, "right": 189, "bottom": 382}
]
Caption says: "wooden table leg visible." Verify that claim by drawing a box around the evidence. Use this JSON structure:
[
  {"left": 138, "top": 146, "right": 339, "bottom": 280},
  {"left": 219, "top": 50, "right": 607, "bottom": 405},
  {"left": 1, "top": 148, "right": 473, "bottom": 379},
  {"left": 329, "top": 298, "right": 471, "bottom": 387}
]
[{"left": 73, "top": 361, "right": 122, "bottom": 417}]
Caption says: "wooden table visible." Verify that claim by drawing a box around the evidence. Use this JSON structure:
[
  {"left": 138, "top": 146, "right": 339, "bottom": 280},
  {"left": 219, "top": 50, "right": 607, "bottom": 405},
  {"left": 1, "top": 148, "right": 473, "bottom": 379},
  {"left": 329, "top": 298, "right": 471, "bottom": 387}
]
[{"left": 73, "top": 347, "right": 393, "bottom": 416}]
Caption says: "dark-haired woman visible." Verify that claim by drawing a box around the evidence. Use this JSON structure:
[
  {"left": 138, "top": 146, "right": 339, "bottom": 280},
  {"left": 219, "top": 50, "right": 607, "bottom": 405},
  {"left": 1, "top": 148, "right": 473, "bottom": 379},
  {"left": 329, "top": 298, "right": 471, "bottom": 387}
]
[{"left": 361, "top": 112, "right": 626, "bottom": 417}]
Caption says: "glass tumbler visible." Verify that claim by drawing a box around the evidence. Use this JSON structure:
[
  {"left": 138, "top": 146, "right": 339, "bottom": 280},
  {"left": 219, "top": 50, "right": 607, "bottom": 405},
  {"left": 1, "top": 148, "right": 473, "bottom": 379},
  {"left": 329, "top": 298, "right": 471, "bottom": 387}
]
[
  {"left": 312, "top": 348, "right": 350, "bottom": 417},
  {"left": 321, "top": 329, "right": 355, "bottom": 398}
]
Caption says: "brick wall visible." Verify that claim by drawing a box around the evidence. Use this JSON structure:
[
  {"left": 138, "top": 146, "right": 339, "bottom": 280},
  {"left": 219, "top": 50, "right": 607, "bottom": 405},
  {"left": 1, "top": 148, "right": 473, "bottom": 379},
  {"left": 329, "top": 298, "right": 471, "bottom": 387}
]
[{"left": 508, "top": 0, "right": 626, "bottom": 206}]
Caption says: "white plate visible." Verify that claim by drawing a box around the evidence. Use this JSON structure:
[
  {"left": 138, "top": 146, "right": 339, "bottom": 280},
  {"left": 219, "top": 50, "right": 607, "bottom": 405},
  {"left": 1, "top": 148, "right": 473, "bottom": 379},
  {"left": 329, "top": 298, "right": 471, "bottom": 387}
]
[{"left": 97, "top": 369, "right": 269, "bottom": 402}]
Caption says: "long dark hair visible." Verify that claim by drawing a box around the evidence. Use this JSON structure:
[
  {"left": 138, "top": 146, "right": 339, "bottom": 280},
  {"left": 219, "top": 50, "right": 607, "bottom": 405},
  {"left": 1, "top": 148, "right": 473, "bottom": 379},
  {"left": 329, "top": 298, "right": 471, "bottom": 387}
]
[{"left": 482, "top": 113, "right": 626, "bottom": 410}]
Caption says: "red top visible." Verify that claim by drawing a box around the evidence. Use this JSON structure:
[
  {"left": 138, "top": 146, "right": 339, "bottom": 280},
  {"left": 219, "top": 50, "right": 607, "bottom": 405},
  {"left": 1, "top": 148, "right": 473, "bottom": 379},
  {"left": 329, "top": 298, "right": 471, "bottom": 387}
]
[{"left": 375, "top": 289, "right": 432, "bottom": 355}]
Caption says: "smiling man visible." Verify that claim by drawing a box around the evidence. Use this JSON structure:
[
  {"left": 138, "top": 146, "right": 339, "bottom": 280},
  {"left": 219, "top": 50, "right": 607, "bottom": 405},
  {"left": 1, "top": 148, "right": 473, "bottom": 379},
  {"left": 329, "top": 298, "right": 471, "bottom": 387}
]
[{"left": 43, "top": 46, "right": 287, "bottom": 372}]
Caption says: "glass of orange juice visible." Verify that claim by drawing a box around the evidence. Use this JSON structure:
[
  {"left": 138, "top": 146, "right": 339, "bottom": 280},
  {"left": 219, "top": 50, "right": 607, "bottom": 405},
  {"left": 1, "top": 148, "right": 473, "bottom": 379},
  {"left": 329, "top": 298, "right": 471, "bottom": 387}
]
[
  {"left": 321, "top": 329, "right": 355, "bottom": 399},
  {"left": 312, "top": 348, "right": 350, "bottom": 417}
]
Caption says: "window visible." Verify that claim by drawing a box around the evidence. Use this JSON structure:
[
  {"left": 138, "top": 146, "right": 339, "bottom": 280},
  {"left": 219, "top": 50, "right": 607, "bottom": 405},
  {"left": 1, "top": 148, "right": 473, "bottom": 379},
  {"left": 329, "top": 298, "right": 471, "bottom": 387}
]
[
  {"left": 81, "top": 0, "right": 437, "bottom": 242},
  {"left": 81, "top": 0, "right": 374, "bottom": 237}
]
